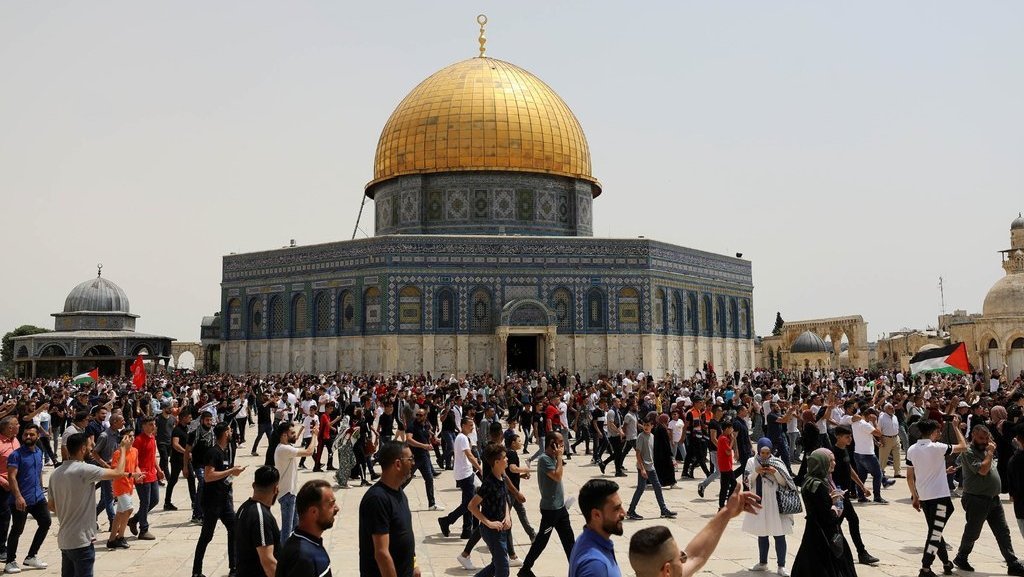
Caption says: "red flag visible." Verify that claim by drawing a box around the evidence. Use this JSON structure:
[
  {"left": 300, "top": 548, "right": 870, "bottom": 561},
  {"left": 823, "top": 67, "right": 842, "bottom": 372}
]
[{"left": 131, "top": 355, "right": 147, "bottom": 389}]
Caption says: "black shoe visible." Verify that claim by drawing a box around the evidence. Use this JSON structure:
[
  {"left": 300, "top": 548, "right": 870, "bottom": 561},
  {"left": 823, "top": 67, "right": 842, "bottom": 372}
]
[
  {"left": 312, "top": 467, "right": 323, "bottom": 472},
  {"left": 250, "top": 451, "right": 258, "bottom": 456},
  {"left": 127, "top": 517, "right": 138, "bottom": 536},
  {"left": 518, "top": 569, "right": 537, "bottom": 577},
  {"left": 857, "top": 497, "right": 870, "bottom": 504},
  {"left": 953, "top": 557, "right": 974, "bottom": 572},
  {"left": 874, "top": 498, "right": 889, "bottom": 504},
  {"left": 944, "top": 562, "right": 956, "bottom": 575},
  {"left": 459, "top": 530, "right": 473, "bottom": 539},
  {"left": 858, "top": 552, "right": 879, "bottom": 565},
  {"left": 189, "top": 517, "right": 203, "bottom": 525},
  {"left": 697, "top": 484, "right": 706, "bottom": 499},
  {"left": 370, "top": 472, "right": 380, "bottom": 480},
  {"left": 163, "top": 503, "right": 178, "bottom": 511},
  {"left": 106, "top": 540, "right": 118, "bottom": 549},
  {"left": 626, "top": 512, "right": 644, "bottom": 521},
  {"left": 360, "top": 480, "right": 371, "bottom": 487},
  {"left": 894, "top": 474, "right": 906, "bottom": 478},
  {"left": 192, "top": 574, "right": 207, "bottom": 577},
  {"left": 438, "top": 518, "right": 450, "bottom": 537},
  {"left": 598, "top": 461, "right": 606, "bottom": 475},
  {"left": 615, "top": 472, "right": 628, "bottom": 478},
  {"left": 326, "top": 466, "right": 337, "bottom": 471},
  {"left": 918, "top": 571, "right": 937, "bottom": 577},
  {"left": 1008, "top": 562, "right": 1024, "bottom": 576},
  {"left": 660, "top": 510, "right": 678, "bottom": 518}
]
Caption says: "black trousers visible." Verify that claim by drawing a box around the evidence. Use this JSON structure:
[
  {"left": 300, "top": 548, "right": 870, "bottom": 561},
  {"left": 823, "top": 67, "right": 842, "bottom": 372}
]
[
  {"left": 957, "top": 493, "right": 1018, "bottom": 564},
  {"left": 921, "top": 497, "right": 954, "bottom": 569},
  {"left": 192, "top": 496, "right": 236, "bottom": 575},
  {"left": 165, "top": 458, "right": 195, "bottom": 506},
  {"left": 401, "top": 452, "right": 436, "bottom": 507},
  {"left": 522, "top": 507, "right": 574, "bottom": 571},
  {"left": 684, "top": 439, "right": 710, "bottom": 477},
  {"left": 157, "top": 443, "right": 170, "bottom": 483},
  {"left": 6, "top": 500, "right": 50, "bottom": 562},
  {"left": 841, "top": 495, "right": 867, "bottom": 554},
  {"left": 719, "top": 470, "right": 737, "bottom": 509},
  {"left": 601, "top": 437, "right": 624, "bottom": 472}
]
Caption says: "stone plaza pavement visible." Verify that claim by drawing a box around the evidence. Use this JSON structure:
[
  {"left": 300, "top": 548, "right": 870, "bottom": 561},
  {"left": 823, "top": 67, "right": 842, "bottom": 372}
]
[{"left": 25, "top": 443, "right": 1024, "bottom": 577}]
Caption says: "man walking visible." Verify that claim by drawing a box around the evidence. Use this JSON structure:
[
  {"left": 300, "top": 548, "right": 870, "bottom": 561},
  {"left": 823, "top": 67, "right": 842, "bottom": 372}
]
[
  {"left": 49, "top": 432, "right": 131, "bottom": 577},
  {"left": 187, "top": 411, "right": 216, "bottom": 525},
  {"left": 438, "top": 417, "right": 481, "bottom": 539},
  {"left": 360, "top": 441, "right": 417, "bottom": 577},
  {"left": 274, "top": 420, "right": 319, "bottom": 544},
  {"left": 907, "top": 417, "right": 969, "bottom": 577},
  {"left": 5, "top": 424, "right": 49, "bottom": 572},
  {"left": 155, "top": 401, "right": 176, "bottom": 487},
  {"left": 519, "top": 433, "right": 576, "bottom": 577},
  {"left": 235, "top": 466, "right": 281, "bottom": 577},
  {"left": 278, "top": 480, "right": 338, "bottom": 577},
  {"left": 89, "top": 413, "right": 123, "bottom": 530},
  {"left": 625, "top": 414, "right": 677, "bottom": 521},
  {"left": 404, "top": 409, "right": 442, "bottom": 511},
  {"left": 878, "top": 403, "right": 904, "bottom": 478},
  {"left": 952, "top": 425, "right": 1024, "bottom": 575},
  {"left": 0, "top": 417, "right": 20, "bottom": 562},
  {"left": 831, "top": 425, "right": 880, "bottom": 565},
  {"left": 128, "top": 416, "right": 164, "bottom": 540},
  {"left": 192, "top": 422, "right": 244, "bottom": 577},
  {"left": 598, "top": 398, "right": 624, "bottom": 477}
]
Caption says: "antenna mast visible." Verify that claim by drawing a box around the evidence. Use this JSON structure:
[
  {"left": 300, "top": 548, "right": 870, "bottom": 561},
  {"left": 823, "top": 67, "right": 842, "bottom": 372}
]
[{"left": 939, "top": 276, "right": 946, "bottom": 316}]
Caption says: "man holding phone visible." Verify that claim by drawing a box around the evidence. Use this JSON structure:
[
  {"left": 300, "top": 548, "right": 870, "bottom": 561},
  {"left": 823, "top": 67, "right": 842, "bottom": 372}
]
[{"left": 191, "top": 422, "right": 245, "bottom": 577}]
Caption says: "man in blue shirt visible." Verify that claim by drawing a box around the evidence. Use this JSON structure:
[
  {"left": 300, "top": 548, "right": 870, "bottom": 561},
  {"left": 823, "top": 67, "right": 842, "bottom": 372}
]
[
  {"left": 5, "top": 423, "right": 50, "bottom": 573},
  {"left": 570, "top": 479, "right": 625, "bottom": 577}
]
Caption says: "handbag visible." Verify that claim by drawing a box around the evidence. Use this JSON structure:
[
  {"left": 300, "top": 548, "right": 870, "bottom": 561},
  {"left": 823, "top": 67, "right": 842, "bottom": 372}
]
[
  {"left": 776, "top": 485, "right": 803, "bottom": 516},
  {"left": 819, "top": 526, "right": 844, "bottom": 558}
]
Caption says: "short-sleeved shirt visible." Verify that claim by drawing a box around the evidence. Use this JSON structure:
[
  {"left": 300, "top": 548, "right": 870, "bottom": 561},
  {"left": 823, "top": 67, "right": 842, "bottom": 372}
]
[
  {"left": 170, "top": 424, "right": 189, "bottom": 465},
  {"left": 275, "top": 444, "right": 302, "bottom": 496},
  {"left": 49, "top": 460, "right": 106, "bottom": 550},
  {"left": 235, "top": 498, "right": 280, "bottom": 577},
  {"left": 111, "top": 448, "right": 138, "bottom": 497},
  {"left": 133, "top": 433, "right": 158, "bottom": 483},
  {"left": 636, "top": 431, "right": 655, "bottom": 471},
  {"left": 959, "top": 445, "right": 1001, "bottom": 497},
  {"left": 359, "top": 482, "right": 415, "bottom": 577},
  {"left": 537, "top": 454, "right": 564, "bottom": 510},
  {"left": 203, "top": 445, "right": 232, "bottom": 504},
  {"left": 93, "top": 428, "right": 119, "bottom": 466},
  {"left": 506, "top": 450, "right": 522, "bottom": 489},
  {"left": 716, "top": 435, "right": 734, "bottom": 472},
  {"left": 454, "top": 433, "right": 474, "bottom": 481},
  {"left": 568, "top": 526, "right": 621, "bottom": 577},
  {"left": 277, "top": 528, "right": 332, "bottom": 577},
  {"left": 7, "top": 446, "right": 44, "bottom": 506},
  {"left": 852, "top": 420, "right": 877, "bottom": 456},
  {"left": 408, "top": 420, "right": 432, "bottom": 458},
  {"left": 476, "top": 472, "right": 508, "bottom": 521},
  {"left": 907, "top": 440, "right": 953, "bottom": 501}
]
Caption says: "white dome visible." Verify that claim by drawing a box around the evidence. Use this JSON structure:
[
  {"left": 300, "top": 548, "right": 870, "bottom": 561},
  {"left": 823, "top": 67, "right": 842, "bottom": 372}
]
[{"left": 983, "top": 274, "right": 1024, "bottom": 317}]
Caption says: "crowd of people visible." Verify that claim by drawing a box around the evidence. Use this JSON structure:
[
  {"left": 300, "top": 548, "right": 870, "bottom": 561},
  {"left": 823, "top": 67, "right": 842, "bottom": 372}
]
[{"left": 2, "top": 362, "right": 1024, "bottom": 577}]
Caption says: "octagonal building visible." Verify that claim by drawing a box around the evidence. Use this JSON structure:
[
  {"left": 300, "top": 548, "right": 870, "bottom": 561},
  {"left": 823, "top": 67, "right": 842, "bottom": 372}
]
[{"left": 218, "top": 38, "right": 754, "bottom": 379}]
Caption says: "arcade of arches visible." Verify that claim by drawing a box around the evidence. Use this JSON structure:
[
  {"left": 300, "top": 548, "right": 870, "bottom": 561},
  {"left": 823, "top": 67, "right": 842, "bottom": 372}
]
[{"left": 758, "top": 315, "right": 869, "bottom": 370}]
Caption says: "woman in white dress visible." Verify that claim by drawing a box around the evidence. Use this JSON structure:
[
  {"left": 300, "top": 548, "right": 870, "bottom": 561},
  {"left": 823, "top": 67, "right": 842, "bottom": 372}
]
[{"left": 743, "top": 437, "right": 797, "bottom": 577}]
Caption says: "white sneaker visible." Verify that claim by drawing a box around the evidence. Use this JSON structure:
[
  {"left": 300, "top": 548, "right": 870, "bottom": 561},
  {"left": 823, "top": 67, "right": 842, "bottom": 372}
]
[
  {"left": 457, "top": 555, "right": 477, "bottom": 571},
  {"left": 21, "top": 558, "right": 45, "bottom": 570},
  {"left": 564, "top": 496, "right": 577, "bottom": 512},
  {"left": 750, "top": 563, "right": 768, "bottom": 572},
  {"left": 429, "top": 504, "right": 445, "bottom": 511},
  {"left": 4, "top": 562, "right": 20, "bottom": 574},
  {"left": 508, "top": 556, "right": 523, "bottom": 567},
  {"left": 777, "top": 567, "right": 789, "bottom": 577}
]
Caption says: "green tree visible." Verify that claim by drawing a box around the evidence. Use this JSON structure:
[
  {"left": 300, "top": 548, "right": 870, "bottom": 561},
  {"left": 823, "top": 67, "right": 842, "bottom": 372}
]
[
  {"left": 771, "top": 312, "right": 785, "bottom": 336},
  {"left": 1, "top": 325, "right": 50, "bottom": 376}
]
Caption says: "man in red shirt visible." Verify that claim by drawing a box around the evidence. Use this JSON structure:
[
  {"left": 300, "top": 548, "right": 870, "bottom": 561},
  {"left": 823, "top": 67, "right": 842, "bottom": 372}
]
[
  {"left": 128, "top": 416, "right": 165, "bottom": 540},
  {"left": 0, "top": 417, "right": 20, "bottom": 559},
  {"left": 716, "top": 421, "right": 736, "bottom": 510}
]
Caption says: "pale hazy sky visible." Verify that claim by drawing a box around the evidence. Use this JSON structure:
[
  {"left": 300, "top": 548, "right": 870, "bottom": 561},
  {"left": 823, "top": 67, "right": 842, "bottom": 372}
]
[{"left": 2, "top": 2, "right": 1021, "bottom": 344}]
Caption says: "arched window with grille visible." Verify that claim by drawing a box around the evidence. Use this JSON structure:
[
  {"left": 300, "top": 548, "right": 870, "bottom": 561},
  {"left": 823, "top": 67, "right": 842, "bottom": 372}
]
[
  {"left": 291, "top": 294, "right": 308, "bottom": 336},
  {"left": 338, "top": 290, "right": 356, "bottom": 333},
  {"left": 248, "top": 298, "right": 264, "bottom": 338},
  {"left": 587, "top": 288, "right": 605, "bottom": 330},
  {"left": 653, "top": 289, "right": 665, "bottom": 333},
  {"left": 741, "top": 299, "right": 751, "bottom": 338},
  {"left": 702, "top": 294, "right": 713, "bottom": 336},
  {"left": 687, "top": 292, "right": 698, "bottom": 334},
  {"left": 227, "top": 298, "right": 241, "bottom": 334},
  {"left": 399, "top": 286, "right": 422, "bottom": 331},
  {"left": 551, "top": 287, "right": 573, "bottom": 333},
  {"left": 436, "top": 288, "right": 455, "bottom": 331},
  {"left": 470, "top": 287, "right": 492, "bottom": 333},
  {"left": 362, "top": 287, "right": 380, "bottom": 333},
  {"left": 729, "top": 297, "right": 740, "bottom": 338},
  {"left": 269, "top": 296, "right": 285, "bottom": 337},
  {"left": 716, "top": 296, "right": 726, "bottom": 336},
  {"left": 314, "top": 292, "right": 332, "bottom": 336}
]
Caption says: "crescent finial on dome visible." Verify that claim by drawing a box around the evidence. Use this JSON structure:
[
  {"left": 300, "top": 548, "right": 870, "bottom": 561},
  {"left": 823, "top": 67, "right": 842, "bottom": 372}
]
[{"left": 477, "top": 14, "right": 487, "bottom": 57}]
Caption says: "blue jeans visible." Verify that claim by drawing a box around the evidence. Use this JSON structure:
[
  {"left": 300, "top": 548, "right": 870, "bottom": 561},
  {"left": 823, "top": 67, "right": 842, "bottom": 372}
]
[
  {"left": 95, "top": 480, "right": 114, "bottom": 525},
  {"left": 855, "top": 453, "right": 883, "bottom": 498},
  {"left": 279, "top": 492, "right": 297, "bottom": 544},
  {"left": 440, "top": 476, "right": 478, "bottom": 534},
  {"left": 476, "top": 526, "right": 510, "bottom": 577},
  {"left": 628, "top": 469, "right": 669, "bottom": 515},
  {"left": 61, "top": 544, "right": 95, "bottom": 577},
  {"left": 758, "top": 535, "right": 787, "bottom": 567},
  {"left": 132, "top": 481, "right": 160, "bottom": 532}
]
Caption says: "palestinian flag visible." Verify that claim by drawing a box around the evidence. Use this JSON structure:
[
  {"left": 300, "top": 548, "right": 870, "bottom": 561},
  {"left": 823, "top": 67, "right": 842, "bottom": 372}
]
[
  {"left": 72, "top": 368, "right": 100, "bottom": 384},
  {"left": 909, "top": 342, "right": 970, "bottom": 376}
]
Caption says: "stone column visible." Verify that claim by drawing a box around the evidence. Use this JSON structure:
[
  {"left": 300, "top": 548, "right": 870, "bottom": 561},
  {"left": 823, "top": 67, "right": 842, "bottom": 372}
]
[
  {"left": 546, "top": 327, "right": 557, "bottom": 372},
  {"left": 497, "top": 328, "right": 509, "bottom": 381}
]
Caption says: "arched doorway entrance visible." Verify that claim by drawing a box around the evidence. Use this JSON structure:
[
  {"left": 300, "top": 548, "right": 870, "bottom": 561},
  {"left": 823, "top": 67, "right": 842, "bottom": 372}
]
[{"left": 498, "top": 299, "right": 559, "bottom": 379}]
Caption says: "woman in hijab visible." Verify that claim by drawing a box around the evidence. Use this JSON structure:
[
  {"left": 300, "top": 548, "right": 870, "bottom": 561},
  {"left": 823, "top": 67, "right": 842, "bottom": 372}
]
[
  {"left": 653, "top": 412, "right": 677, "bottom": 488},
  {"left": 743, "top": 437, "right": 797, "bottom": 576},
  {"left": 791, "top": 448, "right": 857, "bottom": 577}
]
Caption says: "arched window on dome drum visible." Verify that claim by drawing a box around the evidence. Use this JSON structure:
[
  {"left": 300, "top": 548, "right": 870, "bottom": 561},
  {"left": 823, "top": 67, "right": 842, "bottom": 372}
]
[
  {"left": 741, "top": 300, "right": 751, "bottom": 338},
  {"left": 338, "top": 290, "right": 355, "bottom": 333},
  {"left": 667, "top": 292, "right": 677, "bottom": 335},
  {"left": 436, "top": 288, "right": 455, "bottom": 331},
  {"left": 362, "top": 287, "right": 380, "bottom": 333},
  {"left": 314, "top": 292, "right": 331, "bottom": 336},
  {"left": 687, "top": 293, "right": 698, "bottom": 335},
  {"left": 729, "top": 298, "right": 739, "bottom": 338},
  {"left": 587, "top": 288, "right": 605, "bottom": 330},
  {"left": 653, "top": 289, "right": 665, "bottom": 333},
  {"left": 269, "top": 296, "right": 285, "bottom": 338},
  {"left": 291, "top": 294, "right": 308, "bottom": 336},
  {"left": 227, "top": 298, "right": 241, "bottom": 334},
  {"left": 702, "top": 294, "right": 713, "bottom": 337},
  {"left": 248, "top": 298, "right": 265, "bottom": 339},
  {"left": 470, "top": 288, "right": 492, "bottom": 333},
  {"left": 550, "top": 288, "right": 573, "bottom": 333},
  {"left": 399, "top": 286, "right": 422, "bottom": 331},
  {"left": 1013, "top": 338, "right": 1024, "bottom": 349},
  {"left": 716, "top": 296, "right": 727, "bottom": 337}
]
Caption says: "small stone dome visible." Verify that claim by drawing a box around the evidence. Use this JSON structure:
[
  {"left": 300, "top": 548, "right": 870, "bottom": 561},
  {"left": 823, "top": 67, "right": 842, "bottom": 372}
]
[
  {"left": 790, "top": 330, "right": 831, "bottom": 353},
  {"left": 1012, "top": 213, "right": 1024, "bottom": 230},
  {"left": 63, "top": 274, "right": 130, "bottom": 313},
  {"left": 983, "top": 273, "right": 1024, "bottom": 317}
]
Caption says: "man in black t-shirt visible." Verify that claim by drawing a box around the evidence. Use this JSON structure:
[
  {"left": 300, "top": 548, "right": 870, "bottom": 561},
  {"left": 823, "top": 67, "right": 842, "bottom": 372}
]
[
  {"left": 404, "top": 410, "right": 441, "bottom": 510},
  {"left": 164, "top": 412, "right": 192, "bottom": 511},
  {"left": 235, "top": 466, "right": 281, "bottom": 577},
  {"left": 360, "top": 441, "right": 415, "bottom": 577},
  {"left": 832, "top": 425, "right": 879, "bottom": 565},
  {"left": 252, "top": 393, "right": 275, "bottom": 456},
  {"left": 192, "top": 422, "right": 245, "bottom": 577}
]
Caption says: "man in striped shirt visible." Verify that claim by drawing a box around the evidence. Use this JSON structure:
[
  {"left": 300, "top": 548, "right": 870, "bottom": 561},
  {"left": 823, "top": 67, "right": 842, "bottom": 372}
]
[{"left": 234, "top": 466, "right": 281, "bottom": 577}]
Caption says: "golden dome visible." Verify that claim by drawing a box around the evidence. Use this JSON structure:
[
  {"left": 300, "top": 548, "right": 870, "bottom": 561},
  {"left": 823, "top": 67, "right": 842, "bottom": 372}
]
[{"left": 368, "top": 57, "right": 599, "bottom": 196}]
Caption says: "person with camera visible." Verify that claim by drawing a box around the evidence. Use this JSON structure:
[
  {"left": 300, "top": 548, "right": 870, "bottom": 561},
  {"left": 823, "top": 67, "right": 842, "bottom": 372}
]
[
  {"left": 273, "top": 419, "right": 318, "bottom": 544},
  {"left": 906, "top": 416, "right": 969, "bottom": 577}
]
